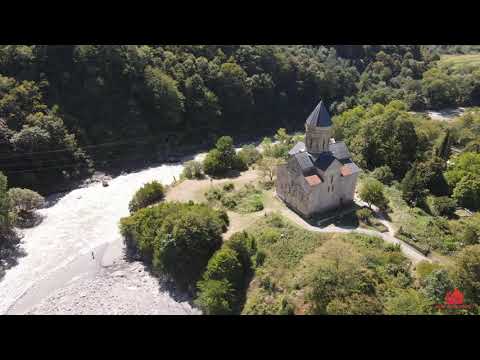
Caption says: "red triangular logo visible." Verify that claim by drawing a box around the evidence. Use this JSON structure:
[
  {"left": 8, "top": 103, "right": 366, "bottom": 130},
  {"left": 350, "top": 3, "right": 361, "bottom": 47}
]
[{"left": 445, "top": 288, "right": 464, "bottom": 305}]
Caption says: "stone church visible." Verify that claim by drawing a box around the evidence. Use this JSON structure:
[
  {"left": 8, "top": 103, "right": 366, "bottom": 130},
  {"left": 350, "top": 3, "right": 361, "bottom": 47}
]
[{"left": 276, "top": 100, "right": 361, "bottom": 218}]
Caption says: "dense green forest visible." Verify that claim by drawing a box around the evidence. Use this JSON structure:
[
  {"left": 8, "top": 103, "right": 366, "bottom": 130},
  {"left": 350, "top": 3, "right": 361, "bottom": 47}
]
[{"left": 1, "top": 45, "right": 480, "bottom": 194}]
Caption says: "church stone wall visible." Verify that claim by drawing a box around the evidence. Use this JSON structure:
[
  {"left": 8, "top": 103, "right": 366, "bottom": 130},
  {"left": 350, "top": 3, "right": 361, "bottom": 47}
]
[{"left": 276, "top": 164, "right": 311, "bottom": 216}]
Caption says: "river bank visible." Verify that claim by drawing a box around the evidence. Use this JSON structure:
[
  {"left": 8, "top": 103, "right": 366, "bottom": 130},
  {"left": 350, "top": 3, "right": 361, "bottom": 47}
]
[{"left": 0, "top": 154, "right": 204, "bottom": 314}]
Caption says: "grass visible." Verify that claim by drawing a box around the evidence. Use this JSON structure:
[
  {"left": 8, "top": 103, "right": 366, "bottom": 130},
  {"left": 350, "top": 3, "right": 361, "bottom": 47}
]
[
  {"left": 439, "top": 54, "right": 480, "bottom": 72},
  {"left": 205, "top": 182, "right": 264, "bottom": 214},
  {"left": 241, "top": 212, "right": 412, "bottom": 315}
]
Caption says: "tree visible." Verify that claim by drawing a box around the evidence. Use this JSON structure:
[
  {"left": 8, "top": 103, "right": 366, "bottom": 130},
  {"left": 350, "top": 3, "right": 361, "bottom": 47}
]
[
  {"left": 257, "top": 157, "right": 281, "bottom": 186},
  {"left": 203, "top": 136, "right": 246, "bottom": 177},
  {"left": 445, "top": 152, "right": 480, "bottom": 189},
  {"left": 119, "top": 202, "right": 228, "bottom": 290},
  {"left": 143, "top": 65, "right": 185, "bottom": 126},
  {"left": 128, "top": 181, "right": 165, "bottom": 213},
  {"left": 202, "top": 247, "right": 243, "bottom": 291},
  {"left": 195, "top": 279, "right": 235, "bottom": 315},
  {"left": 182, "top": 160, "right": 204, "bottom": 179},
  {"left": 425, "top": 196, "right": 457, "bottom": 217},
  {"left": 452, "top": 174, "right": 480, "bottom": 210},
  {"left": 0, "top": 172, "right": 12, "bottom": 244},
  {"left": 435, "top": 130, "right": 452, "bottom": 161},
  {"left": 359, "top": 178, "right": 388, "bottom": 210},
  {"left": 371, "top": 165, "right": 394, "bottom": 185},
  {"left": 421, "top": 269, "right": 454, "bottom": 303},
  {"left": 454, "top": 244, "right": 480, "bottom": 303},
  {"left": 401, "top": 164, "right": 428, "bottom": 207},
  {"left": 384, "top": 289, "right": 432, "bottom": 315},
  {"left": 7, "top": 188, "right": 44, "bottom": 227},
  {"left": 237, "top": 144, "right": 262, "bottom": 167}
]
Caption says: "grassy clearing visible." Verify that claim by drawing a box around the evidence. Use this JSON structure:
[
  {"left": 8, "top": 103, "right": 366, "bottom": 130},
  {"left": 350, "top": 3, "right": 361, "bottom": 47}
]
[
  {"left": 439, "top": 54, "right": 480, "bottom": 72},
  {"left": 205, "top": 182, "right": 264, "bottom": 214},
  {"left": 241, "top": 213, "right": 414, "bottom": 315}
]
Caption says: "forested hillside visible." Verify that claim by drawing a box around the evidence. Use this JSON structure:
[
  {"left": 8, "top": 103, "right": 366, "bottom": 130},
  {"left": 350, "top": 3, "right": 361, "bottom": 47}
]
[{"left": 0, "top": 45, "right": 479, "bottom": 193}]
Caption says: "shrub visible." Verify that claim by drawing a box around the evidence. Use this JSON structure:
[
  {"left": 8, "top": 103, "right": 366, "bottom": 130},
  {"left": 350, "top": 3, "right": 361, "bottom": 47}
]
[
  {"left": 454, "top": 244, "right": 480, "bottom": 303},
  {"left": 371, "top": 165, "right": 394, "bottom": 185},
  {"left": 7, "top": 187, "right": 44, "bottom": 216},
  {"left": 195, "top": 279, "right": 236, "bottom": 315},
  {"left": 238, "top": 144, "right": 262, "bottom": 166},
  {"left": 383, "top": 289, "right": 432, "bottom": 315},
  {"left": 359, "top": 178, "right": 388, "bottom": 210},
  {"left": 356, "top": 208, "right": 374, "bottom": 224},
  {"left": 202, "top": 247, "right": 244, "bottom": 291},
  {"left": 421, "top": 269, "right": 454, "bottom": 303},
  {"left": 237, "top": 193, "right": 263, "bottom": 213},
  {"left": 181, "top": 160, "right": 204, "bottom": 179},
  {"left": 225, "top": 231, "right": 257, "bottom": 270},
  {"left": 452, "top": 174, "right": 480, "bottom": 211},
  {"left": 223, "top": 182, "right": 234, "bottom": 192},
  {"left": 196, "top": 231, "right": 258, "bottom": 315},
  {"left": 119, "top": 201, "right": 228, "bottom": 289},
  {"left": 425, "top": 195, "right": 457, "bottom": 217},
  {"left": 128, "top": 181, "right": 165, "bottom": 213},
  {"left": 203, "top": 136, "right": 246, "bottom": 177}
]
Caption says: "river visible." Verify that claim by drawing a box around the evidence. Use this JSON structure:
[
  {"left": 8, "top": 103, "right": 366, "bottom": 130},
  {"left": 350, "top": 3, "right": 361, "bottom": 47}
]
[{"left": 0, "top": 154, "right": 208, "bottom": 315}]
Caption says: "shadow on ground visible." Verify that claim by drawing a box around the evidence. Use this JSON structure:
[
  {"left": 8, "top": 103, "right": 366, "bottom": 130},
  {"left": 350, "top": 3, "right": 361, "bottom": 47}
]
[
  {"left": 0, "top": 231, "right": 26, "bottom": 281},
  {"left": 122, "top": 245, "right": 196, "bottom": 306}
]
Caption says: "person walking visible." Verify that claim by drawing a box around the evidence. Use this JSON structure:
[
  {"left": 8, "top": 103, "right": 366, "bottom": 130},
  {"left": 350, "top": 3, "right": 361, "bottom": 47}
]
[{"left": 91, "top": 251, "right": 95, "bottom": 260}]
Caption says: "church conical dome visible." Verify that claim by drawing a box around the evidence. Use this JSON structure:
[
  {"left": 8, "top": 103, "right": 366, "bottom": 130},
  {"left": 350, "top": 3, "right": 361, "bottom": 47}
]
[{"left": 305, "top": 100, "right": 332, "bottom": 127}]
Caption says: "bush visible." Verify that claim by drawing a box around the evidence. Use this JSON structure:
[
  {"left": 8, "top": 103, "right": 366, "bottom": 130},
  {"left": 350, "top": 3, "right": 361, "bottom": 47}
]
[
  {"left": 452, "top": 174, "right": 480, "bottom": 211},
  {"left": 356, "top": 208, "right": 374, "bottom": 224},
  {"left": 181, "top": 160, "right": 204, "bottom": 179},
  {"left": 371, "top": 165, "right": 394, "bottom": 185},
  {"left": 425, "top": 195, "right": 457, "bottom": 217},
  {"left": 119, "top": 201, "right": 228, "bottom": 289},
  {"left": 202, "top": 247, "right": 243, "bottom": 290},
  {"left": 359, "top": 178, "right": 388, "bottom": 210},
  {"left": 222, "top": 183, "right": 234, "bottom": 192},
  {"left": 203, "top": 136, "right": 246, "bottom": 177},
  {"left": 7, "top": 187, "right": 44, "bottom": 216},
  {"left": 128, "top": 181, "right": 165, "bottom": 213},
  {"left": 196, "top": 231, "right": 258, "bottom": 315},
  {"left": 225, "top": 231, "right": 257, "bottom": 270},
  {"left": 238, "top": 144, "right": 262, "bottom": 166},
  {"left": 205, "top": 183, "right": 263, "bottom": 214},
  {"left": 195, "top": 279, "right": 236, "bottom": 315}
]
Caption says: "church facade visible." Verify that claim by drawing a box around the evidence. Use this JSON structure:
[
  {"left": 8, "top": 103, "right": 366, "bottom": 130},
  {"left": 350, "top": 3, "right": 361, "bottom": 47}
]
[{"left": 276, "top": 100, "right": 361, "bottom": 218}]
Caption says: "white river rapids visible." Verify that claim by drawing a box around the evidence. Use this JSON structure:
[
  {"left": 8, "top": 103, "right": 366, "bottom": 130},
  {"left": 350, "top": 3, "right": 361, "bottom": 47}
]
[{"left": 0, "top": 154, "right": 208, "bottom": 315}]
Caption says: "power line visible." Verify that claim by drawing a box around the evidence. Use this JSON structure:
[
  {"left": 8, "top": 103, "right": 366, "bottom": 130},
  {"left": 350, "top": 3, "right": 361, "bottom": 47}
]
[{"left": 0, "top": 135, "right": 159, "bottom": 160}]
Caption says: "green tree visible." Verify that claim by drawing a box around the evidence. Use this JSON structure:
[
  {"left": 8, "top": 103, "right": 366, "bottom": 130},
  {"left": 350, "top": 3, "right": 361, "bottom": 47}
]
[
  {"left": 454, "top": 244, "right": 480, "bottom": 304},
  {"left": 128, "top": 181, "right": 165, "bottom": 213},
  {"left": 371, "top": 165, "right": 394, "bottom": 185},
  {"left": 181, "top": 160, "right": 204, "bottom": 179},
  {"left": 425, "top": 196, "right": 457, "bottom": 217},
  {"left": 120, "top": 202, "right": 228, "bottom": 290},
  {"left": 238, "top": 144, "right": 262, "bottom": 166},
  {"left": 359, "top": 178, "right": 388, "bottom": 210},
  {"left": 0, "top": 172, "right": 12, "bottom": 244},
  {"left": 401, "top": 164, "right": 428, "bottom": 207},
  {"left": 384, "top": 289, "right": 432, "bottom": 315},
  {"left": 452, "top": 174, "right": 480, "bottom": 210},
  {"left": 203, "top": 136, "right": 246, "bottom": 177},
  {"left": 143, "top": 65, "right": 185, "bottom": 126},
  {"left": 195, "top": 279, "right": 235, "bottom": 315},
  {"left": 202, "top": 247, "right": 243, "bottom": 291},
  {"left": 421, "top": 269, "right": 454, "bottom": 303},
  {"left": 7, "top": 188, "right": 44, "bottom": 226}
]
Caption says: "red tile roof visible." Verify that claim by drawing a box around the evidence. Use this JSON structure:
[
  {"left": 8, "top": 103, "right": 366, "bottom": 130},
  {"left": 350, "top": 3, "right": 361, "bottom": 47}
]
[
  {"left": 304, "top": 174, "right": 322, "bottom": 186},
  {"left": 340, "top": 165, "right": 352, "bottom": 177}
]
